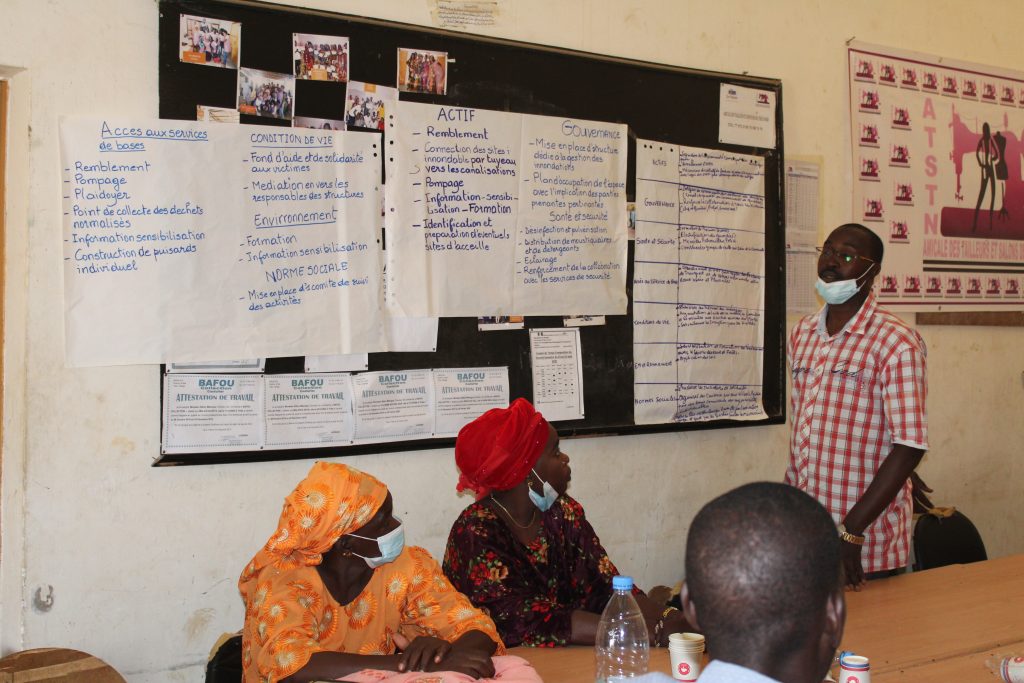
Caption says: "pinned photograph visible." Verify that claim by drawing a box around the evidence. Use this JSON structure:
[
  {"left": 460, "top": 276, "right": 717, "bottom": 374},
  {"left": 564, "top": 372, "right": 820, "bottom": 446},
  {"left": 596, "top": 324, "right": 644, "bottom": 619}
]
[
  {"left": 294, "top": 116, "right": 346, "bottom": 131},
  {"left": 293, "top": 33, "right": 349, "bottom": 82},
  {"left": 397, "top": 48, "right": 448, "bottom": 95},
  {"left": 237, "top": 68, "right": 295, "bottom": 120},
  {"left": 179, "top": 14, "right": 240, "bottom": 69},
  {"left": 196, "top": 105, "right": 240, "bottom": 124},
  {"left": 345, "top": 82, "right": 398, "bottom": 131}
]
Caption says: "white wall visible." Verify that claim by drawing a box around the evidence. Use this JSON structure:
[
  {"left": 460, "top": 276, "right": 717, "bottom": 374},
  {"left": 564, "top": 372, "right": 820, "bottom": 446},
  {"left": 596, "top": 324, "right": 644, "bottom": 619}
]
[{"left": 1, "top": 1, "right": 1022, "bottom": 680}]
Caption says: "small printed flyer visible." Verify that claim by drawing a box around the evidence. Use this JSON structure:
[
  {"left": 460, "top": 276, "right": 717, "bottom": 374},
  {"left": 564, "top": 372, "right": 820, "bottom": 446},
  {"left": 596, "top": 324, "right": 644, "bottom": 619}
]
[
  {"left": 433, "top": 367, "right": 510, "bottom": 436},
  {"left": 162, "top": 374, "right": 264, "bottom": 453},
  {"left": 264, "top": 373, "right": 355, "bottom": 449}
]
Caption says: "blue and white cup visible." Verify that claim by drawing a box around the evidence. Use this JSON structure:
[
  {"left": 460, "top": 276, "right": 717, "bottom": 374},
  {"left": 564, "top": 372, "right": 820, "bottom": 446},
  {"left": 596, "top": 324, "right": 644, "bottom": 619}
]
[
  {"left": 838, "top": 653, "right": 871, "bottom": 683},
  {"left": 998, "top": 656, "right": 1024, "bottom": 683}
]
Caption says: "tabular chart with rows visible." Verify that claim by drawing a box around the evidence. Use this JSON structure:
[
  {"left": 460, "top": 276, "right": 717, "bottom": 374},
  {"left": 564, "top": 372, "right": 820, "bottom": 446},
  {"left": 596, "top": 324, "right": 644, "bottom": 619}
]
[{"left": 633, "top": 141, "right": 767, "bottom": 425}]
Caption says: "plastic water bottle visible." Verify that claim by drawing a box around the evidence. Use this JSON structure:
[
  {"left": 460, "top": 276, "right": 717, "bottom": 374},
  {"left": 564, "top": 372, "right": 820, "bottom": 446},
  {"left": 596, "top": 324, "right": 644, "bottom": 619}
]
[{"left": 595, "top": 575, "right": 649, "bottom": 683}]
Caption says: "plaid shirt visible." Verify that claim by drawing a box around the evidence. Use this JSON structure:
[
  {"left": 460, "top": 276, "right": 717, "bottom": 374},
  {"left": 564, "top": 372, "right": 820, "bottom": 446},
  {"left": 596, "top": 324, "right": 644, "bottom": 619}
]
[{"left": 786, "top": 293, "right": 928, "bottom": 572}]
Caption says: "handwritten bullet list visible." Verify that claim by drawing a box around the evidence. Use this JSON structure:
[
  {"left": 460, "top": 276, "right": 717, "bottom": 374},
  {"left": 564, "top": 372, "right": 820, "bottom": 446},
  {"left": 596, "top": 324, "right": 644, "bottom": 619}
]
[
  {"left": 60, "top": 118, "right": 385, "bottom": 366},
  {"left": 387, "top": 101, "right": 629, "bottom": 317}
]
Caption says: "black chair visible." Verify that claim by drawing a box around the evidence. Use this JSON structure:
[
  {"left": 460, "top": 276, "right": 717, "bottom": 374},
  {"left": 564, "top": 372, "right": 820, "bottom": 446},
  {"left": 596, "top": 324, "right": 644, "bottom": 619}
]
[
  {"left": 206, "top": 634, "right": 242, "bottom": 683},
  {"left": 913, "top": 508, "right": 987, "bottom": 571}
]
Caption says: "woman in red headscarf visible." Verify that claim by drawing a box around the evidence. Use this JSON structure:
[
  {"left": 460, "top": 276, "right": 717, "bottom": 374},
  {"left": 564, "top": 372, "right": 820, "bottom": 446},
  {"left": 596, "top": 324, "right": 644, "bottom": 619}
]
[
  {"left": 239, "top": 462, "right": 504, "bottom": 683},
  {"left": 442, "top": 399, "right": 690, "bottom": 648}
]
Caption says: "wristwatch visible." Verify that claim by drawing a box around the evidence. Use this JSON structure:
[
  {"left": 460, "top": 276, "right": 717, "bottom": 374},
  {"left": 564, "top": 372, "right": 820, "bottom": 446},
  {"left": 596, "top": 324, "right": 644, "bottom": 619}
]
[{"left": 838, "top": 523, "right": 865, "bottom": 546}]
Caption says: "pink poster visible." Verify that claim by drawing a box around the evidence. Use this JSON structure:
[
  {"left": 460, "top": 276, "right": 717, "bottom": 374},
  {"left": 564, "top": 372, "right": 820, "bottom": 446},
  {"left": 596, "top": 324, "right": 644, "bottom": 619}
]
[{"left": 849, "top": 43, "right": 1024, "bottom": 310}]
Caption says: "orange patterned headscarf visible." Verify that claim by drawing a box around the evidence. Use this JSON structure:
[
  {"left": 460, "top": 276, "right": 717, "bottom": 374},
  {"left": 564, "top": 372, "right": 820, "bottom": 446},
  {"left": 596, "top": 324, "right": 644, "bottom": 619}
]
[{"left": 241, "top": 462, "right": 388, "bottom": 582}]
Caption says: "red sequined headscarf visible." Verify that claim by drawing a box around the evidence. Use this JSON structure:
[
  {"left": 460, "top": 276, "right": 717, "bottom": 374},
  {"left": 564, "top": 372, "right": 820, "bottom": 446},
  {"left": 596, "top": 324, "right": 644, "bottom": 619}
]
[{"left": 455, "top": 398, "right": 551, "bottom": 499}]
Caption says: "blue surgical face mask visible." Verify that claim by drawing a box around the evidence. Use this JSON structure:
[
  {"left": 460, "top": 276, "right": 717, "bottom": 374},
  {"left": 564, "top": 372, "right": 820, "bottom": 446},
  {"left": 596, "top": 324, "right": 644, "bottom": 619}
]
[
  {"left": 347, "top": 522, "right": 405, "bottom": 568},
  {"left": 528, "top": 469, "right": 559, "bottom": 512},
  {"left": 815, "top": 265, "right": 876, "bottom": 305}
]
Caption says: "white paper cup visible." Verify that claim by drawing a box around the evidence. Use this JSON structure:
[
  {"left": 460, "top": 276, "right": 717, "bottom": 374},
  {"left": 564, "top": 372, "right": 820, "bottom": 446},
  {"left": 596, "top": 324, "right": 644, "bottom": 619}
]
[
  {"left": 668, "top": 632, "right": 705, "bottom": 650},
  {"left": 839, "top": 654, "right": 871, "bottom": 683},
  {"left": 668, "top": 647, "right": 702, "bottom": 682}
]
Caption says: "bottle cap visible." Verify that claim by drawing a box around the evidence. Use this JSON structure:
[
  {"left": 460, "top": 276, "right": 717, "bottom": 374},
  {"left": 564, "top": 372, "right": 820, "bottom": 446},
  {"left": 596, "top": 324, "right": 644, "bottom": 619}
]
[{"left": 612, "top": 575, "right": 633, "bottom": 591}]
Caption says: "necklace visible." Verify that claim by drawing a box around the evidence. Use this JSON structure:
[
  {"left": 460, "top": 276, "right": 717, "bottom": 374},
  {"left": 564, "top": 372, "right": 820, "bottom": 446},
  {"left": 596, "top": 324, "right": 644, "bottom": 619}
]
[{"left": 489, "top": 495, "right": 537, "bottom": 529}]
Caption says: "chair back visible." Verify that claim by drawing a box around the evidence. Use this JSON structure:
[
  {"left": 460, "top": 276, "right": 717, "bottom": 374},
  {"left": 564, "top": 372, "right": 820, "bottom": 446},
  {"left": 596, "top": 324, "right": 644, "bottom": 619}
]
[
  {"left": 206, "top": 634, "right": 242, "bottom": 683},
  {"left": 913, "top": 508, "right": 987, "bottom": 571}
]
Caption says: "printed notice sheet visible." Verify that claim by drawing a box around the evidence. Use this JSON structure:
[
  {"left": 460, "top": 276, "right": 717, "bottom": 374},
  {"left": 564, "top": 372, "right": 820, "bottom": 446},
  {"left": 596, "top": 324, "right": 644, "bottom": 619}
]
[
  {"left": 265, "top": 373, "right": 354, "bottom": 448},
  {"left": 162, "top": 374, "right": 264, "bottom": 453},
  {"left": 529, "top": 328, "right": 584, "bottom": 421},
  {"left": 785, "top": 160, "right": 822, "bottom": 314},
  {"left": 634, "top": 141, "right": 767, "bottom": 424},
  {"left": 387, "top": 101, "right": 628, "bottom": 317},
  {"left": 60, "top": 117, "right": 385, "bottom": 367},
  {"left": 433, "top": 367, "right": 510, "bottom": 436},
  {"left": 719, "top": 85, "right": 777, "bottom": 149},
  {"left": 352, "top": 369, "right": 434, "bottom": 442}
]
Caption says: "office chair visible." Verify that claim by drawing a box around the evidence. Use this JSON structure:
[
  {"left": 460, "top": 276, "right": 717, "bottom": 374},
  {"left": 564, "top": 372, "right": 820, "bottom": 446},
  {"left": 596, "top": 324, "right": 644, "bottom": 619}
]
[
  {"left": 206, "top": 633, "right": 242, "bottom": 683},
  {"left": 913, "top": 506, "right": 987, "bottom": 571}
]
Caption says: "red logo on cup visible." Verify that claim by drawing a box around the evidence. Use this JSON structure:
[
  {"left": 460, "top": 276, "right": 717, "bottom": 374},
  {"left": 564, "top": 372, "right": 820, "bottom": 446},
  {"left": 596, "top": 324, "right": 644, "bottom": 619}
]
[
  {"left": 846, "top": 677, "right": 860, "bottom": 683},
  {"left": 677, "top": 662, "right": 691, "bottom": 676}
]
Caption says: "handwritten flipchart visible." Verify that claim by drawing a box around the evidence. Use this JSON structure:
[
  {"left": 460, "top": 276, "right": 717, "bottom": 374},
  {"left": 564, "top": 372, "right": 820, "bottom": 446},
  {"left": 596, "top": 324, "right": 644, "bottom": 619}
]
[
  {"left": 386, "top": 102, "right": 628, "bottom": 316},
  {"left": 633, "top": 141, "right": 767, "bottom": 424},
  {"left": 60, "top": 118, "right": 385, "bottom": 366}
]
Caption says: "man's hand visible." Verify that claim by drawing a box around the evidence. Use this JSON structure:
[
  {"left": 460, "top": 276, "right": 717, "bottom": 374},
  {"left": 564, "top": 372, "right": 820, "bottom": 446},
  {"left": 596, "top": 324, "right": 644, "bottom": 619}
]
[
  {"left": 841, "top": 540, "right": 866, "bottom": 591},
  {"left": 910, "top": 471, "right": 934, "bottom": 514}
]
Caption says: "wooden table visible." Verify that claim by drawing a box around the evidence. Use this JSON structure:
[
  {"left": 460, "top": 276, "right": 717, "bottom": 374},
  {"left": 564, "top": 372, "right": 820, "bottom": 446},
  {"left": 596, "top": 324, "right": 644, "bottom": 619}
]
[
  {"left": 839, "top": 554, "right": 1024, "bottom": 681},
  {"left": 513, "top": 555, "right": 1024, "bottom": 682}
]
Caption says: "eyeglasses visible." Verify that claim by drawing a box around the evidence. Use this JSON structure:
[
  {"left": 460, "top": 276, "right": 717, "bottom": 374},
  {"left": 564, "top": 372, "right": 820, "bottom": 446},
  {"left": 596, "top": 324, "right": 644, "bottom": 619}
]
[{"left": 816, "top": 245, "right": 876, "bottom": 265}]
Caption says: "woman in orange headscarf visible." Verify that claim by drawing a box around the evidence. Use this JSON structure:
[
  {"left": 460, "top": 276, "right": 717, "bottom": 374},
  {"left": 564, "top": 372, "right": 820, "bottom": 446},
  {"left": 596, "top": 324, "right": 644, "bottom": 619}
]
[
  {"left": 442, "top": 399, "right": 691, "bottom": 648},
  {"left": 239, "top": 462, "right": 504, "bottom": 683}
]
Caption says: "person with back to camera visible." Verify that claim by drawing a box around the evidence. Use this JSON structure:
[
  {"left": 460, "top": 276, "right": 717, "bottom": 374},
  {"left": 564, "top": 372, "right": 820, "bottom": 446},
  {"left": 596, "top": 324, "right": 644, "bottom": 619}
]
[
  {"left": 238, "top": 462, "right": 504, "bottom": 683},
  {"left": 789, "top": 223, "right": 929, "bottom": 590},
  {"left": 636, "top": 482, "right": 846, "bottom": 683},
  {"left": 442, "top": 398, "right": 691, "bottom": 648}
]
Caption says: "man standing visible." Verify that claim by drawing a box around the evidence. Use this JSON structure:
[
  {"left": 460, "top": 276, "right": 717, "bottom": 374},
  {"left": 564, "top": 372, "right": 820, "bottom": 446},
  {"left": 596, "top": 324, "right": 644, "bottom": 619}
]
[{"left": 788, "top": 223, "right": 928, "bottom": 588}]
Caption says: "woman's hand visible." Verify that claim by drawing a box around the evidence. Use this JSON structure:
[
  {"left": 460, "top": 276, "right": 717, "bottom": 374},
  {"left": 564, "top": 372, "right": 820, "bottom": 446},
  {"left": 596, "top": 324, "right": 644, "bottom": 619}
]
[
  {"left": 432, "top": 638, "right": 496, "bottom": 679},
  {"left": 392, "top": 631, "right": 496, "bottom": 678},
  {"left": 658, "top": 609, "right": 694, "bottom": 646},
  {"left": 393, "top": 633, "right": 451, "bottom": 673}
]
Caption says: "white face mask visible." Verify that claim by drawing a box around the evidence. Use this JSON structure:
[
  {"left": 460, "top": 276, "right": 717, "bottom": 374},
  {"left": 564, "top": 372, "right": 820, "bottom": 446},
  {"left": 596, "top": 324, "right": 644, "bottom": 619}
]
[
  {"left": 528, "top": 469, "right": 559, "bottom": 512},
  {"left": 347, "top": 522, "right": 405, "bottom": 568},
  {"left": 815, "top": 265, "right": 876, "bottom": 304}
]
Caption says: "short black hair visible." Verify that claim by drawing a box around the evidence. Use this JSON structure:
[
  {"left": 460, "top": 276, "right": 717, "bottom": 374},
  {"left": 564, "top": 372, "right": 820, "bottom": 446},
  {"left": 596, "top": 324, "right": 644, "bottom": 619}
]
[
  {"left": 836, "top": 222, "right": 884, "bottom": 264},
  {"left": 685, "top": 482, "right": 841, "bottom": 658}
]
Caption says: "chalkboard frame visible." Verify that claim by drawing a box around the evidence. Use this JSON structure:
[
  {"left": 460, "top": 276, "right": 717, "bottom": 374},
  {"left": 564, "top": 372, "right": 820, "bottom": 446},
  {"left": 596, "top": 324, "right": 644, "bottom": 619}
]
[{"left": 155, "top": 0, "right": 786, "bottom": 466}]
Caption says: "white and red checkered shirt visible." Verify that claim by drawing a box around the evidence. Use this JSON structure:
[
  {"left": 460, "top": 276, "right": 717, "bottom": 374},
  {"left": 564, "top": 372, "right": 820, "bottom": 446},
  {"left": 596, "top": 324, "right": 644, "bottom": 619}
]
[{"left": 786, "top": 293, "right": 928, "bottom": 572}]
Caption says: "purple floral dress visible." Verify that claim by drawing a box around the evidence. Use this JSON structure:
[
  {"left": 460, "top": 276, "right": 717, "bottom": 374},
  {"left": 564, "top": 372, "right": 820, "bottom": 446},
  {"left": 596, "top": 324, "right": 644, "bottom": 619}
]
[{"left": 442, "top": 495, "right": 642, "bottom": 647}]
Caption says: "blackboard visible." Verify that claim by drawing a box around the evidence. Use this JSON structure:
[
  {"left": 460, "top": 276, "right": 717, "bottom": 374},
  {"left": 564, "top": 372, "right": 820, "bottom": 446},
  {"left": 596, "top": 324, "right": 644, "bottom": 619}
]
[{"left": 155, "top": 0, "right": 786, "bottom": 466}]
